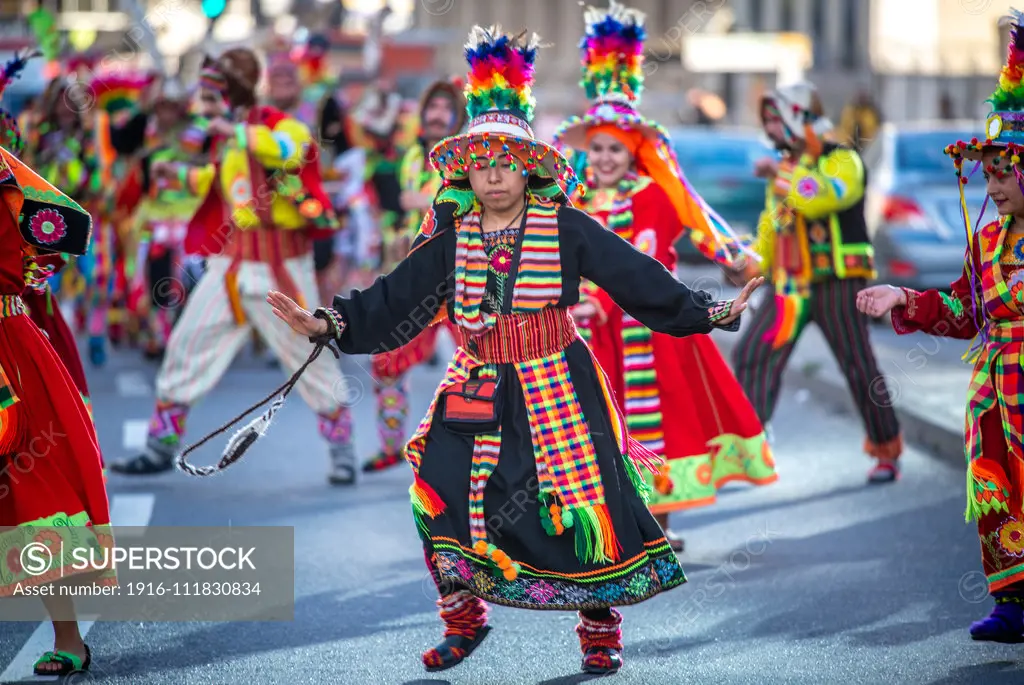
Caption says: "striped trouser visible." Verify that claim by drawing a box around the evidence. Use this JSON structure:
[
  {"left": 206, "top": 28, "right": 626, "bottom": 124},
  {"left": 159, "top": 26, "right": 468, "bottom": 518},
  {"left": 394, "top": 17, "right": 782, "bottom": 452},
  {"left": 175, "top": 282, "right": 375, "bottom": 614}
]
[
  {"left": 155, "top": 254, "right": 345, "bottom": 415},
  {"left": 731, "top": 278, "right": 901, "bottom": 446}
]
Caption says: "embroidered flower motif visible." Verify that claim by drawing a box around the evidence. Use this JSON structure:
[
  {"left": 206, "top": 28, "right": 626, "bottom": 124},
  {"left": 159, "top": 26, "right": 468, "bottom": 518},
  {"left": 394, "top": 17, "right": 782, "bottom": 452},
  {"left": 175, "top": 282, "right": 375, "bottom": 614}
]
[
  {"left": 999, "top": 520, "right": 1024, "bottom": 557},
  {"left": 1013, "top": 236, "right": 1024, "bottom": 263},
  {"left": 560, "top": 584, "right": 593, "bottom": 605},
  {"left": 419, "top": 207, "right": 438, "bottom": 239},
  {"left": 229, "top": 177, "right": 252, "bottom": 205},
  {"left": 33, "top": 530, "right": 62, "bottom": 550},
  {"left": 435, "top": 553, "right": 457, "bottom": 574},
  {"left": 625, "top": 571, "right": 653, "bottom": 597},
  {"left": 696, "top": 461, "right": 713, "bottom": 486},
  {"left": 525, "top": 580, "right": 556, "bottom": 604},
  {"left": 488, "top": 245, "right": 514, "bottom": 276},
  {"left": 796, "top": 177, "right": 819, "bottom": 199},
  {"left": 1009, "top": 271, "right": 1024, "bottom": 304},
  {"left": 654, "top": 558, "right": 680, "bottom": 584},
  {"left": 809, "top": 224, "right": 827, "bottom": 243},
  {"left": 28, "top": 208, "right": 67, "bottom": 245},
  {"left": 6, "top": 546, "right": 24, "bottom": 575},
  {"left": 454, "top": 558, "right": 473, "bottom": 580},
  {"left": 473, "top": 570, "right": 496, "bottom": 593},
  {"left": 633, "top": 228, "right": 657, "bottom": 256},
  {"left": 501, "top": 580, "right": 527, "bottom": 601},
  {"left": 814, "top": 253, "right": 830, "bottom": 270},
  {"left": 1011, "top": 281, "right": 1024, "bottom": 305},
  {"left": 592, "top": 582, "right": 625, "bottom": 603}
]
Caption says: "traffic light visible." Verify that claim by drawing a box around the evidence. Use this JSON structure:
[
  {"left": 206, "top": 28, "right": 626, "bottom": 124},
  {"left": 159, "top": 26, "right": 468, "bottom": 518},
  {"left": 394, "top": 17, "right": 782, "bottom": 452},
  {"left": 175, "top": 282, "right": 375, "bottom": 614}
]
[{"left": 202, "top": 0, "right": 226, "bottom": 20}]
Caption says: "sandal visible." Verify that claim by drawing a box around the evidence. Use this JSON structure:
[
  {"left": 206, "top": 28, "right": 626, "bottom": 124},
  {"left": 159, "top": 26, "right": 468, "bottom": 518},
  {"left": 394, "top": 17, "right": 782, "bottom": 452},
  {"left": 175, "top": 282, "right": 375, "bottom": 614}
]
[
  {"left": 33, "top": 644, "right": 91, "bottom": 676},
  {"left": 582, "top": 646, "right": 623, "bottom": 675},
  {"left": 666, "top": 531, "right": 684, "bottom": 553},
  {"left": 422, "top": 625, "right": 492, "bottom": 672}
]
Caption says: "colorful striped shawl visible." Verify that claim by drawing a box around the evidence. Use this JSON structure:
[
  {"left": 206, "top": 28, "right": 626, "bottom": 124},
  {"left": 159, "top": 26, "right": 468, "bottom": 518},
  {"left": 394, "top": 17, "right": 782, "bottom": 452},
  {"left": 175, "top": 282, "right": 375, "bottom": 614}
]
[
  {"left": 453, "top": 198, "right": 562, "bottom": 332},
  {"left": 583, "top": 174, "right": 666, "bottom": 457}
]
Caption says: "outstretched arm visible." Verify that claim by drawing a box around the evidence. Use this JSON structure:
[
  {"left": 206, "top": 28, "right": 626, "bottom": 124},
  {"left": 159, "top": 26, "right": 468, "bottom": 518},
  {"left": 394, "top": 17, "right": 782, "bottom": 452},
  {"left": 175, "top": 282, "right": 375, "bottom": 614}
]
[
  {"left": 857, "top": 241, "right": 981, "bottom": 339},
  {"left": 889, "top": 244, "right": 981, "bottom": 339},
  {"left": 269, "top": 216, "right": 452, "bottom": 355}
]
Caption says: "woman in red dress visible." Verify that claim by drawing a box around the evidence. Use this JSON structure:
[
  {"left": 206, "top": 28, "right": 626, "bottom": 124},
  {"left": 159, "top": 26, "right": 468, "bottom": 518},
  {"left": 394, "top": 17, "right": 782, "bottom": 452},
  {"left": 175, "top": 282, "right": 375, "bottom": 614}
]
[
  {"left": 0, "top": 55, "right": 103, "bottom": 468},
  {"left": 554, "top": 2, "right": 776, "bottom": 550},
  {"left": 0, "top": 55, "right": 114, "bottom": 676}
]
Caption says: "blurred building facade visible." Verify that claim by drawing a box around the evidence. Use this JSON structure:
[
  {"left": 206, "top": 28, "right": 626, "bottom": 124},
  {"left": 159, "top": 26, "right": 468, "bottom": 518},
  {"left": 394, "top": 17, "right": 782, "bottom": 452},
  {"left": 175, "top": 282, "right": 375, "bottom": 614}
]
[{"left": 411, "top": 0, "right": 1013, "bottom": 133}]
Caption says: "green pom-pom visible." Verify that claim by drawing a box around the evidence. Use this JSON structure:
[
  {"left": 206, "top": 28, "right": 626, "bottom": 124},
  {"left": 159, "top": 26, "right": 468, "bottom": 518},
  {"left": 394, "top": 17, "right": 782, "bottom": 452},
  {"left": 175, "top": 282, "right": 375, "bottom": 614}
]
[{"left": 561, "top": 511, "right": 573, "bottom": 528}]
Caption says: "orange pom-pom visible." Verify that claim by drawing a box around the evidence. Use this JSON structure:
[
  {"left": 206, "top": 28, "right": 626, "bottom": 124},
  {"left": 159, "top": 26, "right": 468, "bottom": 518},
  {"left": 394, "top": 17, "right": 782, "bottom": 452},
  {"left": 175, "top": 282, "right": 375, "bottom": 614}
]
[
  {"left": 502, "top": 567, "right": 517, "bottom": 581},
  {"left": 498, "top": 557, "right": 511, "bottom": 570},
  {"left": 473, "top": 540, "right": 488, "bottom": 555},
  {"left": 548, "top": 504, "right": 559, "bottom": 515},
  {"left": 492, "top": 550, "right": 507, "bottom": 563}
]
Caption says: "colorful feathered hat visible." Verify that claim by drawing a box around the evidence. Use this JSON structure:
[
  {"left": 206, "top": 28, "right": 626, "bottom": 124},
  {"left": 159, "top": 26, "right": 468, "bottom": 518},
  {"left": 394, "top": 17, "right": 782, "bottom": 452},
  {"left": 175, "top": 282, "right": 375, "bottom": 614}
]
[
  {"left": 553, "top": 1, "right": 756, "bottom": 268},
  {"left": 428, "top": 26, "right": 579, "bottom": 200},
  {"left": 948, "top": 9, "right": 1024, "bottom": 163},
  {"left": 552, "top": 1, "right": 664, "bottom": 150},
  {"left": 0, "top": 51, "right": 40, "bottom": 155}
]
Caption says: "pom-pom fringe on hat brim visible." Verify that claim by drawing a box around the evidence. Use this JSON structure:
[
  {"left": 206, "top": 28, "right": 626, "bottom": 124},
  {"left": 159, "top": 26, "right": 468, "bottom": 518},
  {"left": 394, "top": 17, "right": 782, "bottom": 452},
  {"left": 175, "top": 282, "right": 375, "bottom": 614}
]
[
  {"left": 552, "top": 108, "right": 666, "bottom": 152},
  {"left": 428, "top": 126, "right": 580, "bottom": 199},
  {"left": 949, "top": 111, "right": 1024, "bottom": 161}
]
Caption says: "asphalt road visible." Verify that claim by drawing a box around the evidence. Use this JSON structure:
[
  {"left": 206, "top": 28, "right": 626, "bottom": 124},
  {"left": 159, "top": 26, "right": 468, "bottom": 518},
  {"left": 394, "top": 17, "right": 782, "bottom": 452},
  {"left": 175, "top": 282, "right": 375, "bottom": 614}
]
[{"left": 2, "top": 331, "right": 1022, "bottom": 685}]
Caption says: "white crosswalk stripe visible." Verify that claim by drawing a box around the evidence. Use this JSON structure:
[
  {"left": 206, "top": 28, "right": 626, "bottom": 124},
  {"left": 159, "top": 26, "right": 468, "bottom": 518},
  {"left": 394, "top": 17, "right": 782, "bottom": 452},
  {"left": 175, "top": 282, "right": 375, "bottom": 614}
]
[{"left": 0, "top": 494, "right": 155, "bottom": 681}]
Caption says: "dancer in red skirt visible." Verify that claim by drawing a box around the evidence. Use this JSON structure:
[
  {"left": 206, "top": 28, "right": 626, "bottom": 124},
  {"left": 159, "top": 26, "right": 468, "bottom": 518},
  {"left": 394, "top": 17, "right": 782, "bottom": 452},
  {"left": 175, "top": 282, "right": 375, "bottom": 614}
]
[
  {"left": 0, "top": 88, "right": 114, "bottom": 675},
  {"left": 554, "top": 2, "right": 776, "bottom": 551},
  {"left": 0, "top": 56, "right": 103, "bottom": 464}
]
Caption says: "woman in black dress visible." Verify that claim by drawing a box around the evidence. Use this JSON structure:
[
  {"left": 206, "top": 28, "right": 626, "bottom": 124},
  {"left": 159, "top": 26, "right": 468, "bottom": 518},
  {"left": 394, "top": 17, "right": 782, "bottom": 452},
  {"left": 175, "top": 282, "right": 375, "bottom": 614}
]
[{"left": 267, "top": 26, "right": 761, "bottom": 676}]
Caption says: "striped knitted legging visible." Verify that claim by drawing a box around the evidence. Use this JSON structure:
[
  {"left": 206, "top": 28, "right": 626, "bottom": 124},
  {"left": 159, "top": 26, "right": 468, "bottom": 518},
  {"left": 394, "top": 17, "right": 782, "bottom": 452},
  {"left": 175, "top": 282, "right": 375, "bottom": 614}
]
[{"left": 732, "top": 278, "right": 901, "bottom": 447}]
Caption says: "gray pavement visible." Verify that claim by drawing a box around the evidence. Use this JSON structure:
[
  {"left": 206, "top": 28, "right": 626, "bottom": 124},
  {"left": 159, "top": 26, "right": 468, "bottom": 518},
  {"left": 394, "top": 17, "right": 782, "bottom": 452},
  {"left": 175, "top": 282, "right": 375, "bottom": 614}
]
[{"left": 0, "top": 327, "right": 1020, "bottom": 684}]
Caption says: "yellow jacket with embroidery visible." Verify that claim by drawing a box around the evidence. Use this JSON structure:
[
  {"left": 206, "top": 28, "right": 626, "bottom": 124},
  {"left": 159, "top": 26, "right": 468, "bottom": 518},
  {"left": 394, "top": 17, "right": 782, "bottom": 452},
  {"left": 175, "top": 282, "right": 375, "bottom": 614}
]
[
  {"left": 748, "top": 143, "right": 873, "bottom": 281},
  {"left": 179, "top": 116, "right": 312, "bottom": 231}
]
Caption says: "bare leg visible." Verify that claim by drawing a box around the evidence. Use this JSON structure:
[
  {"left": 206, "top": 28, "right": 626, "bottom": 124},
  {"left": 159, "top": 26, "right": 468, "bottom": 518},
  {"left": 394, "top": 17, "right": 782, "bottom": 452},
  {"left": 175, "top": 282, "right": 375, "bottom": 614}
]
[{"left": 36, "top": 596, "right": 87, "bottom": 674}]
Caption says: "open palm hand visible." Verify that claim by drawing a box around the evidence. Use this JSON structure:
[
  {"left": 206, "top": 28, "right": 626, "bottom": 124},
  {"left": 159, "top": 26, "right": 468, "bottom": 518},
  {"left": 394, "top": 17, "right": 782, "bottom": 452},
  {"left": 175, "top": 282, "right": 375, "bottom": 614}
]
[{"left": 266, "top": 290, "right": 327, "bottom": 337}]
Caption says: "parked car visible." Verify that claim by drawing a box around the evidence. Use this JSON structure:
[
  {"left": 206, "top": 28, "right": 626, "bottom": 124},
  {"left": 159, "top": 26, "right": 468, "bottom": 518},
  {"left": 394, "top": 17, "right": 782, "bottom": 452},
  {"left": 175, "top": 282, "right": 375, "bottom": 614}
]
[
  {"left": 862, "top": 121, "right": 995, "bottom": 294},
  {"left": 669, "top": 126, "right": 774, "bottom": 263}
]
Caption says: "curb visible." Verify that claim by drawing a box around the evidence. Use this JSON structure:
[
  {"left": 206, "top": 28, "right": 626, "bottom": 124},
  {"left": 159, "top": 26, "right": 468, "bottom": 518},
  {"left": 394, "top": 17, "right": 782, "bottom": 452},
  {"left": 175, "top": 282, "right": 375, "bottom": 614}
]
[{"left": 712, "top": 334, "right": 966, "bottom": 469}]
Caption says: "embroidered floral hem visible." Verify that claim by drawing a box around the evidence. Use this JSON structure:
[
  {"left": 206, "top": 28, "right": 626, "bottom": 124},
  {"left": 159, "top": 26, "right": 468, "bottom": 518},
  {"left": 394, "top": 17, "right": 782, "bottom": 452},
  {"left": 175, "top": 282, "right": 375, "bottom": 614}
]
[
  {"left": 0, "top": 510, "right": 117, "bottom": 596},
  {"left": 646, "top": 433, "right": 777, "bottom": 514},
  {"left": 430, "top": 537, "right": 685, "bottom": 610}
]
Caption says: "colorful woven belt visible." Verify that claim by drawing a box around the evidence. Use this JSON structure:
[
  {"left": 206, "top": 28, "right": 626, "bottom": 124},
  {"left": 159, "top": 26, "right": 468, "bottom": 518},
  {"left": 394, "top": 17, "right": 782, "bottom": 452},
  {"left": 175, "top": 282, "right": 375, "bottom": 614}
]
[
  {"left": 0, "top": 295, "right": 27, "bottom": 318},
  {"left": 457, "top": 307, "right": 578, "bottom": 364},
  {"left": 987, "top": 319, "right": 1024, "bottom": 344}
]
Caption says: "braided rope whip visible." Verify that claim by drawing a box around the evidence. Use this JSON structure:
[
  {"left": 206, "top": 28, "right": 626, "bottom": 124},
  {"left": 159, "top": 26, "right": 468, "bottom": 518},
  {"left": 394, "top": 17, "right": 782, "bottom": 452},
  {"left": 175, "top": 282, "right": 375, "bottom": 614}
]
[{"left": 176, "top": 337, "right": 340, "bottom": 476}]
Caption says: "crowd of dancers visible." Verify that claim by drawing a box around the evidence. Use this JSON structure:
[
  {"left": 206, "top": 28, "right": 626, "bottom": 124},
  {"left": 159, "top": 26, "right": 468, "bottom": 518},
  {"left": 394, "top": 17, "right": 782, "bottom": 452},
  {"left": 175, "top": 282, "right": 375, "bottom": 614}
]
[{"left": 4, "top": 1, "right": 1024, "bottom": 679}]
